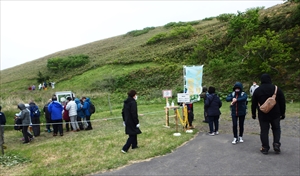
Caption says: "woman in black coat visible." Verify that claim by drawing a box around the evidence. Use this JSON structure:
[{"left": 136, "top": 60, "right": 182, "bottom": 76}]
[{"left": 121, "top": 90, "right": 142, "bottom": 153}]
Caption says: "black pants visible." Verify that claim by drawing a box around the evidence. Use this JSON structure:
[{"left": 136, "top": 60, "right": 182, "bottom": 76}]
[
  {"left": 31, "top": 118, "right": 40, "bottom": 136},
  {"left": 22, "top": 126, "right": 33, "bottom": 143},
  {"left": 64, "top": 119, "right": 72, "bottom": 131},
  {"left": 232, "top": 115, "right": 245, "bottom": 138},
  {"left": 45, "top": 117, "right": 52, "bottom": 131},
  {"left": 86, "top": 115, "right": 93, "bottom": 129},
  {"left": 208, "top": 116, "right": 219, "bottom": 133},
  {"left": 52, "top": 119, "right": 63, "bottom": 135},
  {"left": 204, "top": 107, "right": 209, "bottom": 122},
  {"left": 188, "top": 111, "right": 194, "bottom": 126},
  {"left": 122, "top": 135, "right": 138, "bottom": 152},
  {"left": 258, "top": 117, "right": 281, "bottom": 150}
]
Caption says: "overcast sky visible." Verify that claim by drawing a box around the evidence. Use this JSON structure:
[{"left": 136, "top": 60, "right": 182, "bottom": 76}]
[{"left": 0, "top": 1, "right": 282, "bottom": 70}]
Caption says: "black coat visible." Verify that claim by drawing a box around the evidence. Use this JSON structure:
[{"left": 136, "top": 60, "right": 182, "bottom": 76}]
[
  {"left": 122, "top": 96, "right": 141, "bottom": 135},
  {"left": 251, "top": 74, "right": 286, "bottom": 120},
  {"left": 205, "top": 93, "right": 222, "bottom": 116}
]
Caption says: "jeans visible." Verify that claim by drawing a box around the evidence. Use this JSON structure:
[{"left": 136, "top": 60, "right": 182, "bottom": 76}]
[
  {"left": 208, "top": 116, "right": 219, "bottom": 133},
  {"left": 86, "top": 115, "right": 92, "bottom": 129},
  {"left": 259, "top": 117, "right": 281, "bottom": 150},
  {"left": 232, "top": 115, "right": 245, "bottom": 138},
  {"left": 122, "top": 135, "right": 138, "bottom": 152}
]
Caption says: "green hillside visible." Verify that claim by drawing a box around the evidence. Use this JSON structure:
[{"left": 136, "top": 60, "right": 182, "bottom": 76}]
[{"left": 1, "top": 1, "right": 299, "bottom": 110}]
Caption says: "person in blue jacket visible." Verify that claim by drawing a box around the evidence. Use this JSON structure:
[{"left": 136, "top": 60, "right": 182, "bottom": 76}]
[
  {"left": 75, "top": 98, "right": 88, "bottom": 130},
  {"left": 48, "top": 95, "right": 63, "bottom": 136},
  {"left": 226, "top": 82, "right": 248, "bottom": 144},
  {"left": 82, "top": 97, "right": 92, "bottom": 130},
  {"left": 205, "top": 87, "right": 222, "bottom": 136}
]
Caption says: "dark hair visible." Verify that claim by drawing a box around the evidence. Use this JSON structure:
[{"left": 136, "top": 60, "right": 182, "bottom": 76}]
[
  {"left": 208, "top": 86, "right": 215, "bottom": 94},
  {"left": 0, "top": 105, "right": 2, "bottom": 111},
  {"left": 202, "top": 87, "right": 207, "bottom": 92},
  {"left": 127, "top": 90, "right": 137, "bottom": 98},
  {"left": 67, "top": 96, "right": 72, "bottom": 101},
  {"left": 52, "top": 95, "right": 57, "bottom": 101}
]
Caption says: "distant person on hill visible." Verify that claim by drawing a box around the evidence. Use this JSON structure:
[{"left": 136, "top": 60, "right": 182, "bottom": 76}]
[
  {"left": 48, "top": 95, "right": 63, "bottom": 136},
  {"left": 251, "top": 74, "right": 286, "bottom": 155},
  {"left": 82, "top": 97, "right": 93, "bottom": 130},
  {"left": 66, "top": 96, "right": 80, "bottom": 132},
  {"left": 38, "top": 83, "right": 42, "bottom": 90},
  {"left": 0, "top": 106, "right": 7, "bottom": 149},
  {"left": 200, "top": 86, "right": 209, "bottom": 123},
  {"left": 205, "top": 86, "right": 222, "bottom": 136},
  {"left": 51, "top": 82, "right": 55, "bottom": 89},
  {"left": 31, "top": 85, "right": 36, "bottom": 91},
  {"left": 43, "top": 99, "right": 52, "bottom": 133},
  {"left": 226, "top": 82, "right": 248, "bottom": 145},
  {"left": 249, "top": 81, "right": 259, "bottom": 97},
  {"left": 121, "top": 90, "right": 142, "bottom": 153}
]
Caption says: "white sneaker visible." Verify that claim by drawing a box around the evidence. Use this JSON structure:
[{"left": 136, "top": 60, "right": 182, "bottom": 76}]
[
  {"left": 232, "top": 138, "right": 238, "bottom": 145},
  {"left": 239, "top": 137, "right": 244, "bottom": 143},
  {"left": 215, "top": 131, "right": 219, "bottom": 135},
  {"left": 208, "top": 132, "right": 215, "bottom": 136},
  {"left": 121, "top": 150, "right": 126, "bottom": 154}
]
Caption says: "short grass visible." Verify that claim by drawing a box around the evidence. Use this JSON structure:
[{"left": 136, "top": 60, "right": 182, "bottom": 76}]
[{"left": 1, "top": 101, "right": 299, "bottom": 175}]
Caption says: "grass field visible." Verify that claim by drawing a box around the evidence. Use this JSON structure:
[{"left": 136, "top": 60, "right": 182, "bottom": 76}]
[{"left": 1, "top": 101, "right": 299, "bottom": 176}]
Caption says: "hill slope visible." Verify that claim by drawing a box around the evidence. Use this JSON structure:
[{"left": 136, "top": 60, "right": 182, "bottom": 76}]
[{"left": 1, "top": 1, "right": 299, "bottom": 110}]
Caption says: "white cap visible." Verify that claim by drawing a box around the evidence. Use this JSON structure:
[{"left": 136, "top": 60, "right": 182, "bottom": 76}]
[{"left": 60, "top": 97, "right": 66, "bottom": 102}]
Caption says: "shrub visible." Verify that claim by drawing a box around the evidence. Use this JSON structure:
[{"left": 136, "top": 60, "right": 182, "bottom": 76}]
[
  {"left": 47, "top": 54, "right": 89, "bottom": 72},
  {"left": 126, "top": 27, "right": 155, "bottom": 37}
]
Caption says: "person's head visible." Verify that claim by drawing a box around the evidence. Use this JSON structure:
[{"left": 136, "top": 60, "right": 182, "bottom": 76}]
[
  {"left": 66, "top": 96, "right": 72, "bottom": 101},
  {"left": 81, "top": 97, "right": 86, "bottom": 102},
  {"left": 60, "top": 97, "right": 66, "bottom": 103},
  {"left": 253, "top": 82, "right": 257, "bottom": 85},
  {"left": 208, "top": 86, "right": 215, "bottom": 94},
  {"left": 260, "top": 73, "right": 272, "bottom": 84},
  {"left": 233, "top": 82, "right": 243, "bottom": 92},
  {"left": 202, "top": 87, "right": 207, "bottom": 92},
  {"left": 52, "top": 95, "right": 57, "bottom": 101},
  {"left": 127, "top": 90, "right": 137, "bottom": 100}
]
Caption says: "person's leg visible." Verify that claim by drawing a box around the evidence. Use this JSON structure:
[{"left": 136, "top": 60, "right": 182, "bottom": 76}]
[
  {"left": 22, "top": 126, "right": 30, "bottom": 143},
  {"left": 271, "top": 117, "right": 281, "bottom": 152},
  {"left": 65, "top": 120, "right": 70, "bottom": 132},
  {"left": 58, "top": 120, "right": 63, "bottom": 136},
  {"left": 258, "top": 119, "right": 270, "bottom": 150},
  {"left": 70, "top": 116, "right": 77, "bottom": 131},
  {"left": 214, "top": 116, "right": 219, "bottom": 133},
  {"left": 232, "top": 116, "right": 238, "bottom": 138},
  {"left": 86, "top": 115, "right": 93, "bottom": 130},
  {"left": 132, "top": 135, "right": 138, "bottom": 149},
  {"left": 74, "top": 115, "right": 80, "bottom": 130},
  {"left": 0, "top": 125, "right": 4, "bottom": 146},
  {"left": 45, "top": 117, "right": 51, "bottom": 131},
  {"left": 208, "top": 116, "right": 214, "bottom": 134},
  {"left": 203, "top": 107, "right": 209, "bottom": 122},
  {"left": 52, "top": 120, "right": 58, "bottom": 135},
  {"left": 238, "top": 116, "right": 245, "bottom": 137},
  {"left": 122, "top": 135, "right": 134, "bottom": 152}
]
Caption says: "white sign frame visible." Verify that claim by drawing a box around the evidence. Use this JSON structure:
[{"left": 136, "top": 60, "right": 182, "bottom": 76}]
[
  {"left": 177, "top": 93, "right": 190, "bottom": 103},
  {"left": 163, "top": 90, "right": 172, "bottom": 98}
]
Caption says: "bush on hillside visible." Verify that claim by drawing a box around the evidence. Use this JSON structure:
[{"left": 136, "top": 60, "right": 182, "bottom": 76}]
[
  {"left": 47, "top": 54, "right": 89, "bottom": 72},
  {"left": 164, "top": 21, "right": 199, "bottom": 29},
  {"left": 126, "top": 27, "right": 155, "bottom": 37},
  {"left": 216, "top": 13, "right": 235, "bottom": 22},
  {"left": 202, "top": 17, "right": 215, "bottom": 21}
]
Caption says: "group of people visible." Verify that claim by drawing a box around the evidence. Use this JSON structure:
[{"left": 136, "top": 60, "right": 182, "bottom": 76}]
[
  {"left": 12, "top": 95, "right": 94, "bottom": 143},
  {"left": 201, "top": 73, "right": 286, "bottom": 155}
]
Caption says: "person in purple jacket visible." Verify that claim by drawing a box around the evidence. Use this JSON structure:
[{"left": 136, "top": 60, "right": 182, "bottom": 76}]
[{"left": 48, "top": 95, "right": 63, "bottom": 136}]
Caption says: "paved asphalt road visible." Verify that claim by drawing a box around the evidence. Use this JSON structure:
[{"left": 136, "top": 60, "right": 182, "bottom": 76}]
[{"left": 92, "top": 132, "right": 300, "bottom": 176}]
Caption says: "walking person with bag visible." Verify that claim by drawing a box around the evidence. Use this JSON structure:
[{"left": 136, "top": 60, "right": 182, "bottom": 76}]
[
  {"left": 205, "top": 87, "right": 222, "bottom": 136},
  {"left": 251, "top": 74, "right": 286, "bottom": 155},
  {"left": 82, "top": 97, "right": 93, "bottom": 130}
]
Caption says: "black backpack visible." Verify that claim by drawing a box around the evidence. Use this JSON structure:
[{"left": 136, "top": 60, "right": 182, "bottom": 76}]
[{"left": 89, "top": 102, "right": 95, "bottom": 114}]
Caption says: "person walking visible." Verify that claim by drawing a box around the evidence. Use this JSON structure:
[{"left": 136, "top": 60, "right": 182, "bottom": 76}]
[
  {"left": 226, "top": 82, "right": 248, "bottom": 144},
  {"left": 0, "top": 106, "right": 7, "bottom": 149},
  {"left": 15, "top": 103, "right": 34, "bottom": 144},
  {"left": 66, "top": 97, "right": 80, "bottom": 132},
  {"left": 205, "top": 87, "right": 222, "bottom": 136},
  {"left": 251, "top": 74, "right": 286, "bottom": 155},
  {"left": 121, "top": 90, "right": 142, "bottom": 153},
  {"left": 48, "top": 96, "right": 64, "bottom": 136},
  {"left": 250, "top": 81, "right": 259, "bottom": 96}
]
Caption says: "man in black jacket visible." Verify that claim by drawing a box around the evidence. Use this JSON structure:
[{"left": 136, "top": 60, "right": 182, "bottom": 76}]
[{"left": 251, "top": 74, "right": 286, "bottom": 155}]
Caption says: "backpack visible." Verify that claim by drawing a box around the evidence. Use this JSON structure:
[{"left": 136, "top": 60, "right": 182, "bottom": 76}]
[
  {"left": 259, "top": 86, "right": 277, "bottom": 113},
  {"left": 89, "top": 102, "right": 95, "bottom": 114},
  {"left": 14, "top": 118, "right": 22, "bottom": 131},
  {"left": 30, "top": 105, "right": 41, "bottom": 118}
]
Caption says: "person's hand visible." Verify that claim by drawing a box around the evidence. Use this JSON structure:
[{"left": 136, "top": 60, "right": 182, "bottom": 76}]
[
  {"left": 136, "top": 124, "right": 140, "bottom": 128},
  {"left": 280, "top": 115, "right": 285, "bottom": 120},
  {"left": 123, "top": 121, "right": 126, "bottom": 127},
  {"left": 252, "top": 115, "right": 256, "bottom": 120},
  {"left": 139, "top": 114, "right": 144, "bottom": 116}
]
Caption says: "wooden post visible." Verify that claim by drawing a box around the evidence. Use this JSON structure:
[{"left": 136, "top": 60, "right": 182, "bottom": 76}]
[
  {"left": 165, "top": 107, "right": 169, "bottom": 127},
  {"left": 174, "top": 108, "right": 178, "bottom": 132}
]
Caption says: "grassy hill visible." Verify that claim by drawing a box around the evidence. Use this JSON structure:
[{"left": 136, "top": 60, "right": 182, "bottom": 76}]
[{"left": 1, "top": 1, "right": 299, "bottom": 111}]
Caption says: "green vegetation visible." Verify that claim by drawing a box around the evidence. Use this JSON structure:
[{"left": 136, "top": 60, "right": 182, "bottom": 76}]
[
  {"left": 126, "top": 27, "right": 156, "bottom": 37},
  {"left": 47, "top": 54, "right": 89, "bottom": 72}
]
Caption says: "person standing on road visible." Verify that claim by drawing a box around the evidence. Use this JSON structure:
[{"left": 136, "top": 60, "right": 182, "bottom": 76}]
[
  {"left": 200, "top": 87, "right": 209, "bottom": 123},
  {"left": 121, "top": 90, "right": 142, "bottom": 153},
  {"left": 205, "top": 87, "right": 222, "bottom": 136},
  {"left": 226, "top": 82, "right": 248, "bottom": 145},
  {"left": 250, "top": 81, "right": 259, "bottom": 97},
  {"left": 251, "top": 74, "right": 286, "bottom": 155}
]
